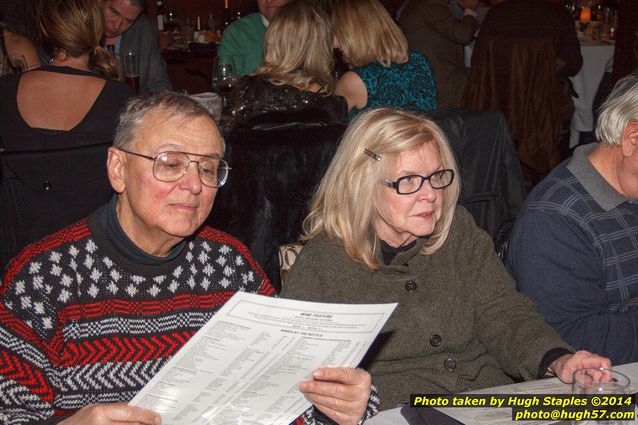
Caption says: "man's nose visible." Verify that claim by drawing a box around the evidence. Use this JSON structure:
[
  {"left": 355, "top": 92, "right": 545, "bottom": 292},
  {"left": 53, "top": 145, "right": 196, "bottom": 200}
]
[
  {"left": 180, "top": 162, "right": 204, "bottom": 194},
  {"left": 112, "top": 17, "right": 123, "bottom": 31}
]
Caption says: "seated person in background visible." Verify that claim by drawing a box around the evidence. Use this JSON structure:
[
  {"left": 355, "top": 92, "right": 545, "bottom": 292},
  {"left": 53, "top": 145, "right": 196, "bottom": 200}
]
[
  {"left": 476, "top": 0, "right": 581, "bottom": 118},
  {"left": 0, "top": 0, "right": 41, "bottom": 75},
  {"left": 507, "top": 74, "right": 638, "bottom": 365},
  {"left": 332, "top": 0, "right": 438, "bottom": 118},
  {"left": 281, "top": 108, "right": 610, "bottom": 409},
  {"left": 399, "top": 0, "right": 480, "bottom": 108},
  {"left": 0, "top": 0, "right": 134, "bottom": 268},
  {"left": 102, "top": 0, "right": 171, "bottom": 93},
  {"left": 0, "top": 92, "right": 377, "bottom": 425},
  {"left": 217, "top": 0, "right": 290, "bottom": 77},
  {"left": 224, "top": 0, "right": 347, "bottom": 134}
]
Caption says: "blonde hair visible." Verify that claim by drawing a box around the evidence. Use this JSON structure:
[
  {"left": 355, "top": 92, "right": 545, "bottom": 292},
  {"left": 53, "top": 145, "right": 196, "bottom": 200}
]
[
  {"left": 331, "top": 0, "right": 408, "bottom": 68},
  {"left": 40, "top": 0, "right": 119, "bottom": 79},
  {"left": 302, "top": 108, "right": 460, "bottom": 271},
  {"left": 254, "top": 0, "right": 335, "bottom": 92}
]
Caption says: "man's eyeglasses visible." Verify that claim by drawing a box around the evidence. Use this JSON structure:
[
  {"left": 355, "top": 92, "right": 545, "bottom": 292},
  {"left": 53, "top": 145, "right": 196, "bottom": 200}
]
[
  {"left": 118, "top": 149, "right": 230, "bottom": 188},
  {"left": 385, "top": 169, "right": 454, "bottom": 195}
]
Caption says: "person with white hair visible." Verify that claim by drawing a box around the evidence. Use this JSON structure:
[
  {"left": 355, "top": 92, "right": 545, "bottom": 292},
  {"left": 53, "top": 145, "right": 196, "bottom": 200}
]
[{"left": 507, "top": 74, "right": 638, "bottom": 365}]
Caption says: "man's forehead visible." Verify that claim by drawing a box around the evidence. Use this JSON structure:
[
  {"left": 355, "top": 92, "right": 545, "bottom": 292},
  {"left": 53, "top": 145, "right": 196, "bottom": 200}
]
[
  {"left": 106, "top": 0, "right": 142, "bottom": 21},
  {"left": 135, "top": 112, "right": 221, "bottom": 150}
]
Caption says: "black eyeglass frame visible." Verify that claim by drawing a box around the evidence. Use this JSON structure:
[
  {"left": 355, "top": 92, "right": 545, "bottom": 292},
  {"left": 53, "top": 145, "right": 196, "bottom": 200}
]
[
  {"left": 385, "top": 169, "right": 455, "bottom": 195},
  {"left": 117, "top": 148, "right": 231, "bottom": 188}
]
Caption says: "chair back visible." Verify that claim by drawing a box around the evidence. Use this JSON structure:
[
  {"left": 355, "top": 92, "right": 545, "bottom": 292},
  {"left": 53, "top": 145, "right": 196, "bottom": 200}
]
[
  {"left": 208, "top": 122, "right": 347, "bottom": 289},
  {"left": 0, "top": 142, "right": 113, "bottom": 268},
  {"left": 426, "top": 108, "right": 526, "bottom": 239},
  {"left": 463, "top": 35, "right": 561, "bottom": 175}
]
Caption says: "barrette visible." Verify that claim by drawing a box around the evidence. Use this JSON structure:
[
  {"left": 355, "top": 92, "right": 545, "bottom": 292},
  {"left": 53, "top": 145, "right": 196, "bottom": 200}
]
[{"left": 363, "top": 148, "right": 381, "bottom": 161}]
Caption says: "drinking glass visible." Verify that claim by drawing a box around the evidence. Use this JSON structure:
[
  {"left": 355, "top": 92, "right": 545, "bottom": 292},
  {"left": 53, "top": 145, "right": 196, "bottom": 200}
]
[
  {"left": 571, "top": 368, "right": 631, "bottom": 425},
  {"left": 8, "top": 54, "right": 27, "bottom": 73},
  {"left": 212, "top": 59, "right": 236, "bottom": 112},
  {"left": 123, "top": 50, "right": 139, "bottom": 94}
]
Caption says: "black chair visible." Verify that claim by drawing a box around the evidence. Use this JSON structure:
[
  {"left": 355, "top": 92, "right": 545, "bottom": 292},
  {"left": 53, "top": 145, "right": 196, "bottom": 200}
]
[
  {"left": 0, "top": 142, "right": 114, "bottom": 268},
  {"left": 427, "top": 108, "right": 527, "bottom": 240},
  {"left": 208, "top": 120, "right": 347, "bottom": 289}
]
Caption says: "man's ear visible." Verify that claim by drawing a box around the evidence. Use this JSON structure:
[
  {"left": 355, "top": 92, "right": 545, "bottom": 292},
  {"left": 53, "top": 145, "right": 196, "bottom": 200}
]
[{"left": 107, "top": 147, "right": 126, "bottom": 194}]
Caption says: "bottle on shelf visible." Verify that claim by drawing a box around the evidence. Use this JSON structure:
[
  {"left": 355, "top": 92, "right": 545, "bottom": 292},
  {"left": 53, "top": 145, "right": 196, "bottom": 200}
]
[
  {"left": 183, "top": 17, "right": 194, "bottom": 43},
  {"left": 222, "top": 0, "right": 232, "bottom": 29},
  {"left": 155, "top": 0, "right": 165, "bottom": 31},
  {"left": 207, "top": 13, "right": 215, "bottom": 32},
  {"left": 196, "top": 15, "right": 202, "bottom": 32}
]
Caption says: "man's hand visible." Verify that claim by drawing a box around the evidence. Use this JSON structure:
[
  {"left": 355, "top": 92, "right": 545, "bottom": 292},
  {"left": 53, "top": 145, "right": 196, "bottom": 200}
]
[
  {"left": 550, "top": 350, "right": 612, "bottom": 383},
  {"left": 59, "top": 403, "right": 161, "bottom": 425},
  {"left": 299, "top": 367, "right": 372, "bottom": 425}
]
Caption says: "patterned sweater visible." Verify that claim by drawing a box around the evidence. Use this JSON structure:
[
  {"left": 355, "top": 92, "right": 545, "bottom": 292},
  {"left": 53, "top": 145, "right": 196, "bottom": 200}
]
[{"left": 0, "top": 212, "right": 281, "bottom": 424}]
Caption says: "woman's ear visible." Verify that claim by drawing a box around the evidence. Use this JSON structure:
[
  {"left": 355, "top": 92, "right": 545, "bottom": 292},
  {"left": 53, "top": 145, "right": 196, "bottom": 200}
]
[{"left": 107, "top": 147, "right": 127, "bottom": 194}]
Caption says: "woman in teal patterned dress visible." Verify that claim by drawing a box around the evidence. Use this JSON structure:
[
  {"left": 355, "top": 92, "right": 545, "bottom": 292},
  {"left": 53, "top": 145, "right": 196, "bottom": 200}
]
[{"left": 332, "top": 0, "right": 438, "bottom": 118}]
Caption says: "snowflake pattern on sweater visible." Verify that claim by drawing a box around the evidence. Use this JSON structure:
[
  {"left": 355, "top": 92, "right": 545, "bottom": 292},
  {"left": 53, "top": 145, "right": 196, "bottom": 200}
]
[{"left": 0, "top": 212, "right": 278, "bottom": 424}]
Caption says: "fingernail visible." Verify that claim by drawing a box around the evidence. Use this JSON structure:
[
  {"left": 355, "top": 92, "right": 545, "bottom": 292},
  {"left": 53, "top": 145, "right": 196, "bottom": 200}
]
[
  {"left": 154, "top": 415, "right": 162, "bottom": 424},
  {"left": 313, "top": 370, "right": 323, "bottom": 378}
]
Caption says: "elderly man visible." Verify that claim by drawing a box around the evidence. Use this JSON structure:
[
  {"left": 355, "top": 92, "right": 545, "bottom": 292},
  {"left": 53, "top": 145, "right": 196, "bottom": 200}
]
[
  {"left": 507, "top": 74, "right": 638, "bottom": 365},
  {"left": 0, "top": 93, "right": 375, "bottom": 425},
  {"left": 217, "top": 0, "right": 289, "bottom": 76},
  {"left": 103, "top": 0, "right": 171, "bottom": 93}
]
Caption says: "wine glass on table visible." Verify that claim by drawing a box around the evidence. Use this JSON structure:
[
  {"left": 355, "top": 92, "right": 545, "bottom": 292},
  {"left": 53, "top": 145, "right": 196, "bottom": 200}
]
[{"left": 212, "top": 58, "right": 236, "bottom": 113}]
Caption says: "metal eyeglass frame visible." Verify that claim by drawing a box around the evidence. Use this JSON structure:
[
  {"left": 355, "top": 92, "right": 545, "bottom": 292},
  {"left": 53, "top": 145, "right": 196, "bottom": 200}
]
[{"left": 117, "top": 148, "right": 231, "bottom": 188}]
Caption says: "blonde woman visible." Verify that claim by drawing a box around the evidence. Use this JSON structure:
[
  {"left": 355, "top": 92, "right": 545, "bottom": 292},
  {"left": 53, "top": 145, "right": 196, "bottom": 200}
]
[
  {"left": 332, "top": 0, "right": 437, "bottom": 118},
  {"left": 0, "top": 0, "right": 133, "bottom": 266},
  {"left": 224, "top": 0, "right": 347, "bottom": 133},
  {"left": 281, "top": 108, "right": 610, "bottom": 409}
]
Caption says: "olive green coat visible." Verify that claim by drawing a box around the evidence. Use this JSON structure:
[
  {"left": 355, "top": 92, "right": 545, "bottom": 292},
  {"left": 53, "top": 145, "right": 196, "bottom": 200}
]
[{"left": 281, "top": 207, "right": 571, "bottom": 409}]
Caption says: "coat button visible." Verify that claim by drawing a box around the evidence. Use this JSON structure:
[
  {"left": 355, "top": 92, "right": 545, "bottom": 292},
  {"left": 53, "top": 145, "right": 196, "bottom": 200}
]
[
  {"left": 43, "top": 181, "right": 52, "bottom": 191},
  {"left": 429, "top": 334, "right": 442, "bottom": 347},
  {"left": 404, "top": 280, "right": 417, "bottom": 292},
  {"left": 444, "top": 358, "right": 457, "bottom": 371}
]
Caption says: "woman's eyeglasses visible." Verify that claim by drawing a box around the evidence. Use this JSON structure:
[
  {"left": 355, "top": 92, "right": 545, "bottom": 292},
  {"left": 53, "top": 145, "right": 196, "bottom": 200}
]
[{"left": 385, "top": 169, "right": 454, "bottom": 195}]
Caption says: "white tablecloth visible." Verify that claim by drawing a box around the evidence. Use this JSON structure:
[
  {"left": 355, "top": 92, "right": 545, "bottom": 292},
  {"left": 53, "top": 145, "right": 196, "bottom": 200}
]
[
  {"left": 367, "top": 362, "right": 638, "bottom": 425},
  {"left": 569, "top": 43, "right": 615, "bottom": 147}
]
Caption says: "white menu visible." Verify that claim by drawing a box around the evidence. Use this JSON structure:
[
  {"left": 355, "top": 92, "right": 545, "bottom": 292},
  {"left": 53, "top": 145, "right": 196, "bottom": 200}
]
[{"left": 130, "top": 292, "right": 396, "bottom": 425}]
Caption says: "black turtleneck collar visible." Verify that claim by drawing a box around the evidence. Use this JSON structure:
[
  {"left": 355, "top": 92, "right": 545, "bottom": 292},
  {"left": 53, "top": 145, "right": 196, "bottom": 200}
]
[{"left": 98, "top": 195, "right": 187, "bottom": 266}]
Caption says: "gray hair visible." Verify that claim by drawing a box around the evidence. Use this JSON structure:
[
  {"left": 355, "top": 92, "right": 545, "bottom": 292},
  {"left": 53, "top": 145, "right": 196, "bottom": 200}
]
[
  {"left": 114, "top": 92, "right": 224, "bottom": 153},
  {"left": 595, "top": 74, "right": 638, "bottom": 146}
]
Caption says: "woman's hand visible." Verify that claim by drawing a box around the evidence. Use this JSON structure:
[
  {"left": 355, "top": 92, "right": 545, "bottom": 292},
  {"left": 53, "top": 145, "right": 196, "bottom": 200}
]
[
  {"left": 59, "top": 403, "right": 161, "bottom": 425},
  {"left": 299, "top": 367, "right": 372, "bottom": 425},
  {"left": 550, "top": 350, "right": 612, "bottom": 383}
]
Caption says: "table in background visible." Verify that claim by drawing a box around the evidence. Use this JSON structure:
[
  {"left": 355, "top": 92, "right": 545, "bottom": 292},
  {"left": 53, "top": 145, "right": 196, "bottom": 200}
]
[
  {"left": 569, "top": 42, "right": 615, "bottom": 147},
  {"left": 367, "top": 362, "right": 638, "bottom": 425}
]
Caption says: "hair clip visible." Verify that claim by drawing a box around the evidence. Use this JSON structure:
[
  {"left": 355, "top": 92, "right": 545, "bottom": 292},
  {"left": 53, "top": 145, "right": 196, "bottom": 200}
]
[{"left": 363, "top": 148, "right": 381, "bottom": 161}]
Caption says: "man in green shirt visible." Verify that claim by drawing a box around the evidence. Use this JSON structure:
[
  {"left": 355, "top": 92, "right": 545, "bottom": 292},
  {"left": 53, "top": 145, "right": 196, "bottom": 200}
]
[{"left": 217, "top": 0, "right": 289, "bottom": 76}]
